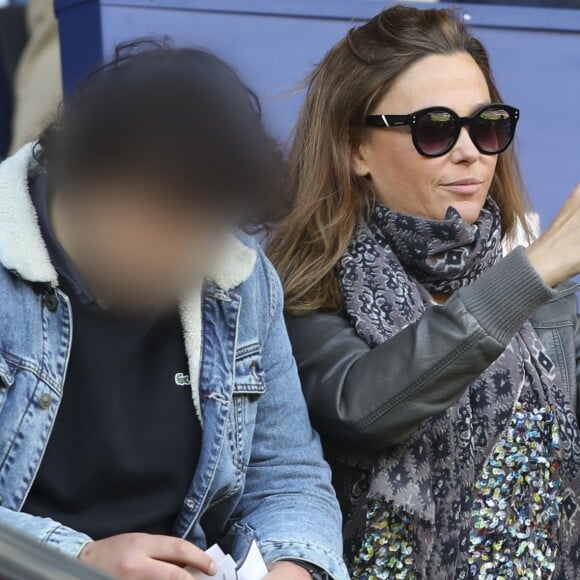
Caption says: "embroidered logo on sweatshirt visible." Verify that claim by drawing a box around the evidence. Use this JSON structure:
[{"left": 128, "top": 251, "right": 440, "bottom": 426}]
[{"left": 174, "top": 373, "right": 191, "bottom": 387}]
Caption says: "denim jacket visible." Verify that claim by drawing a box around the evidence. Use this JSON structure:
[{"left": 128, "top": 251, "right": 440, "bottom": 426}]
[{"left": 0, "top": 145, "right": 349, "bottom": 579}]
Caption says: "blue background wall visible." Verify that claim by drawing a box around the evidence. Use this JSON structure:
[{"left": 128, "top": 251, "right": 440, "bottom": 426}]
[{"left": 55, "top": 0, "right": 580, "bottom": 230}]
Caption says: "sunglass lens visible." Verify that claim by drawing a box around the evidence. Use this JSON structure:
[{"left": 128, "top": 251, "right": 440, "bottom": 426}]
[
  {"left": 472, "top": 106, "right": 515, "bottom": 153},
  {"left": 415, "top": 110, "right": 457, "bottom": 155}
]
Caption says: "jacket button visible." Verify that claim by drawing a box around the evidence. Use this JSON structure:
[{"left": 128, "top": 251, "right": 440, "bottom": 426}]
[
  {"left": 44, "top": 293, "right": 58, "bottom": 312},
  {"left": 39, "top": 394, "right": 52, "bottom": 409}
]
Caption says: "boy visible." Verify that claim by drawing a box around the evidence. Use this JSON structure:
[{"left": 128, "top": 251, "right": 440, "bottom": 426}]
[{"left": 0, "top": 41, "right": 347, "bottom": 580}]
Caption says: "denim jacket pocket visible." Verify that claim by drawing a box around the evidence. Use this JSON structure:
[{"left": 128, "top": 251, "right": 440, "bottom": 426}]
[{"left": 230, "top": 343, "right": 267, "bottom": 470}]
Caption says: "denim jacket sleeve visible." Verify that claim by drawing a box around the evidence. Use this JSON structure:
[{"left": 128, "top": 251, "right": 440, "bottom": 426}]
[
  {"left": 287, "top": 247, "right": 556, "bottom": 451},
  {"left": 0, "top": 506, "right": 92, "bottom": 557},
  {"left": 231, "top": 260, "right": 349, "bottom": 580}
]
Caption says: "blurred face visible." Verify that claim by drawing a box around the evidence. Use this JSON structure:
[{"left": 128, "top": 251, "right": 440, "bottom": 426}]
[
  {"left": 352, "top": 52, "right": 498, "bottom": 223},
  {"left": 52, "top": 181, "right": 225, "bottom": 311}
]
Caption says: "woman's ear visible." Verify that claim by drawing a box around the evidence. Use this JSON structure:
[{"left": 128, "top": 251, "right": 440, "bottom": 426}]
[{"left": 351, "top": 141, "right": 371, "bottom": 178}]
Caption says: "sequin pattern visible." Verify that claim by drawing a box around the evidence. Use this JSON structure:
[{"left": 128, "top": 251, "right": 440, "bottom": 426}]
[
  {"left": 349, "top": 400, "right": 562, "bottom": 579},
  {"left": 350, "top": 500, "right": 417, "bottom": 580},
  {"left": 469, "top": 400, "right": 562, "bottom": 578}
]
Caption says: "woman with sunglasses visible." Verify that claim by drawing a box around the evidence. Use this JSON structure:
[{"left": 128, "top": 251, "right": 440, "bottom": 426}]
[{"left": 269, "top": 5, "right": 580, "bottom": 578}]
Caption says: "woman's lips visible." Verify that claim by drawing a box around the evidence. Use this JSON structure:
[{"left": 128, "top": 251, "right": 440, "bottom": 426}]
[{"left": 439, "top": 179, "right": 483, "bottom": 195}]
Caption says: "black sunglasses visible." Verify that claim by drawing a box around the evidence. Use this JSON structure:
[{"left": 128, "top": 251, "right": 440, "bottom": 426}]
[{"left": 365, "top": 103, "right": 519, "bottom": 158}]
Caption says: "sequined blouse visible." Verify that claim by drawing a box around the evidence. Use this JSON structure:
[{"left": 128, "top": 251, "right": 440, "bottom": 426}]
[{"left": 349, "top": 398, "right": 562, "bottom": 579}]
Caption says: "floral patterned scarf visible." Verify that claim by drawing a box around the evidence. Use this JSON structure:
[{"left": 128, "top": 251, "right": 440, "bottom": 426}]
[{"left": 339, "top": 198, "right": 580, "bottom": 578}]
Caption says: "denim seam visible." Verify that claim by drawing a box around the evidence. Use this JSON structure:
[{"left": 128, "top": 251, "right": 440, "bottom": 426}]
[
  {"left": 42, "top": 523, "right": 63, "bottom": 545},
  {"left": 235, "top": 342, "right": 261, "bottom": 360},
  {"left": 0, "top": 348, "right": 52, "bottom": 389},
  {"left": 234, "top": 384, "right": 266, "bottom": 391}
]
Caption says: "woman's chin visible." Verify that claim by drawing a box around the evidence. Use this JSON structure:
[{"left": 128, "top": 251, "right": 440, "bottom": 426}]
[{"left": 445, "top": 199, "right": 486, "bottom": 224}]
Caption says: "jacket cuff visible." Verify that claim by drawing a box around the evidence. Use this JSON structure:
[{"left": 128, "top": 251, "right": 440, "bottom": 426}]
[
  {"left": 259, "top": 541, "right": 350, "bottom": 580},
  {"left": 460, "top": 246, "right": 556, "bottom": 345},
  {"left": 43, "top": 523, "right": 93, "bottom": 559}
]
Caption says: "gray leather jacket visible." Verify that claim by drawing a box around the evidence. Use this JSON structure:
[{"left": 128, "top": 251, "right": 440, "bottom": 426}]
[{"left": 287, "top": 247, "right": 580, "bottom": 452}]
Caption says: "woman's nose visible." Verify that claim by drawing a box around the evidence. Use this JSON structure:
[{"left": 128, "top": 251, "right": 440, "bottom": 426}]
[{"left": 449, "top": 126, "right": 480, "bottom": 164}]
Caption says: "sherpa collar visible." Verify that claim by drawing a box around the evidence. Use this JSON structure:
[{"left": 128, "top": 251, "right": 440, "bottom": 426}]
[
  {"left": 0, "top": 143, "right": 257, "bottom": 424},
  {"left": 0, "top": 143, "right": 58, "bottom": 284}
]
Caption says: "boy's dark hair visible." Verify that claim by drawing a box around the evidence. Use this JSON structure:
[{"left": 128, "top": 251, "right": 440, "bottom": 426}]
[{"left": 34, "top": 39, "right": 289, "bottom": 227}]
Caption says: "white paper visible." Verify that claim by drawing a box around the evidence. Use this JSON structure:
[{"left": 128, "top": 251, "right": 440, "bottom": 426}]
[
  {"left": 187, "top": 540, "right": 267, "bottom": 580},
  {"left": 237, "top": 540, "right": 268, "bottom": 580},
  {"left": 205, "top": 544, "right": 227, "bottom": 562}
]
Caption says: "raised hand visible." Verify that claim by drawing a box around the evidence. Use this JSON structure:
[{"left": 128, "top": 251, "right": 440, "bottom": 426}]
[{"left": 526, "top": 184, "right": 580, "bottom": 287}]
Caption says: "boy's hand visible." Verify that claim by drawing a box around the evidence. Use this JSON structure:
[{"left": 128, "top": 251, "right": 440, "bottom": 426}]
[{"left": 79, "top": 533, "right": 217, "bottom": 579}]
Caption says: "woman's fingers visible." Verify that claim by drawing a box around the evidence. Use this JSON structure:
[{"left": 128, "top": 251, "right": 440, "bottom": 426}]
[{"left": 526, "top": 183, "right": 580, "bottom": 287}]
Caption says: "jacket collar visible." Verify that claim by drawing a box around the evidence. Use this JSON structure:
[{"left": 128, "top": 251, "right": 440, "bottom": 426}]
[
  {"left": 0, "top": 143, "right": 58, "bottom": 285},
  {"left": 0, "top": 144, "right": 257, "bottom": 426}
]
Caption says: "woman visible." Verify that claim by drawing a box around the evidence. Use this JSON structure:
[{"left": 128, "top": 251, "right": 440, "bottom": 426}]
[{"left": 269, "top": 6, "right": 580, "bottom": 578}]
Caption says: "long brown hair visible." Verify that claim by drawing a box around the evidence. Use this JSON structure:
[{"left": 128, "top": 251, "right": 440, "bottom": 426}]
[{"left": 268, "top": 5, "right": 530, "bottom": 315}]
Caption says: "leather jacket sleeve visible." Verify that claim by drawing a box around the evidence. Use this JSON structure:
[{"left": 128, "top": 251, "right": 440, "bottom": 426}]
[{"left": 286, "top": 247, "right": 556, "bottom": 451}]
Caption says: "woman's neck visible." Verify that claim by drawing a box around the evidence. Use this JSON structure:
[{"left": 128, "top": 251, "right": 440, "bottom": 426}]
[{"left": 431, "top": 293, "right": 449, "bottom": 305}]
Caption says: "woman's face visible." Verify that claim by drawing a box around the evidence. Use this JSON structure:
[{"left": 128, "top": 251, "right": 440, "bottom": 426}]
[{"left": 353, "top": 52, "right": 498, "bottom": 223}]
